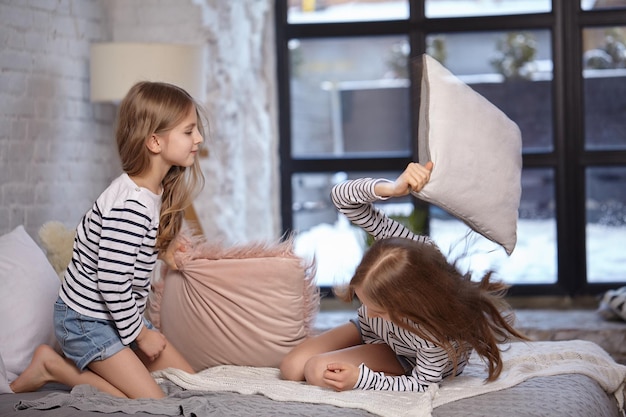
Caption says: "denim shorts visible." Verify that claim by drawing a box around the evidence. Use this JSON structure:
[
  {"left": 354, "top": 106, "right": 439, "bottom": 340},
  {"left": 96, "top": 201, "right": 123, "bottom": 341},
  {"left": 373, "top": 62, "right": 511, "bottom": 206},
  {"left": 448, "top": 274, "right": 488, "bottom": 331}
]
[{"left": 54, "top": 297, "right": 154, "bottom": 371}]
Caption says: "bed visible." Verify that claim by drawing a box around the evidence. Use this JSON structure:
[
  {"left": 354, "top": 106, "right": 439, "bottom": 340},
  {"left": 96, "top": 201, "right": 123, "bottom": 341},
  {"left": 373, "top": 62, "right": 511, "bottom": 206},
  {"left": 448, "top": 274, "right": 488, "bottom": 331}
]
[
  {"left": 0, "top": 375, "right": 620, "bottom": 417},
  {"left": 2, "top": 225, "right": 625, "bottom": 417},
  {"left": 1, "top": 339, "right": 624, "bottom": 417}
]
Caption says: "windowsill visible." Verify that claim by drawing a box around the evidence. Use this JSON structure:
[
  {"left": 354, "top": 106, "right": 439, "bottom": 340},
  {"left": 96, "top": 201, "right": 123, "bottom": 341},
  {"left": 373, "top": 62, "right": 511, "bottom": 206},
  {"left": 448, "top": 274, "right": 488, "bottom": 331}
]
[{"left": 319, "top": 295, "right": 602, "bottom": 311}]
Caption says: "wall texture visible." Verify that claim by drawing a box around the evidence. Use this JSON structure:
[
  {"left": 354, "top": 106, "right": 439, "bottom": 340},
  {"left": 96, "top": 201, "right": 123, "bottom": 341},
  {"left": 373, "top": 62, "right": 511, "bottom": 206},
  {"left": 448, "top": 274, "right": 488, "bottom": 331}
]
[
  {"left": 0, "top": 0, "right": 280, "bottom": 244},
  {"left": 0, "top": 0, "right": 117, "bottom": 238}
]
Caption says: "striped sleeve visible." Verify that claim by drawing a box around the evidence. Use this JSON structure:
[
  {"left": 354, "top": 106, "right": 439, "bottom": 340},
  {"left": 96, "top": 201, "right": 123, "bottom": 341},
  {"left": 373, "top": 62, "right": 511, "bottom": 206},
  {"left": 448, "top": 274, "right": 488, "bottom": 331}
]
[
  {"left": 357, "top": 313, "right": 387, "bottom": 346},
  {"left": 354, "top": 345, "right": 468, "bottom": 392},
  {"left": 330, "top": 178, "right": 432, "bottom": 244},
  {"left": 97, "top": 199, "right": 156, "bottom": 345},
  {"left": 355, "top": 354, "right": 442, "bottom": 392}
]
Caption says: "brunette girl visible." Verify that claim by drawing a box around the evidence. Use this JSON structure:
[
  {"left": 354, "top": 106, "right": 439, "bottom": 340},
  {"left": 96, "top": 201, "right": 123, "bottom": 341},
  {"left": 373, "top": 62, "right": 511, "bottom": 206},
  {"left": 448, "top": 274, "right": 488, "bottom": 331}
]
[{"left": 280, "top": 162, "right": 528, "bottom": 392}]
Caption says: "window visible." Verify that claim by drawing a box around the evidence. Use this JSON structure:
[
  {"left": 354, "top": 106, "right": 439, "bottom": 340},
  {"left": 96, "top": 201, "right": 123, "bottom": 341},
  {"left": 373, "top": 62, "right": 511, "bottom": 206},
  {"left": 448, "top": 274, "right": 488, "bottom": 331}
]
[{"left": 275, "top": 0, "right": 626, "bottom": 297}]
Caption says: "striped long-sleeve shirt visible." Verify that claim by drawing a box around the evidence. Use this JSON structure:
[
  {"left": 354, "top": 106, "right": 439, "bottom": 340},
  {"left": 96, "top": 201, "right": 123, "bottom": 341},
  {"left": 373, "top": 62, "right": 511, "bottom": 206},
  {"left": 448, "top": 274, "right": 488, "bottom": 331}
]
[
  {"left": 331, "top": 178, "right": 471, "bottom": 392},
  {"left": 60, "top": 173, "right": 161, "bottom": 346}
]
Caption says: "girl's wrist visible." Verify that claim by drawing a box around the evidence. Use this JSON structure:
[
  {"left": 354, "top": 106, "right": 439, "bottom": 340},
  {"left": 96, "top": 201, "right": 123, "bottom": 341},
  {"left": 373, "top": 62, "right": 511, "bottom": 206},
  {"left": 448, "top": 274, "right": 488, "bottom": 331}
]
[{"left": 373, "top": 179, "right": 394, "bottom": 198}]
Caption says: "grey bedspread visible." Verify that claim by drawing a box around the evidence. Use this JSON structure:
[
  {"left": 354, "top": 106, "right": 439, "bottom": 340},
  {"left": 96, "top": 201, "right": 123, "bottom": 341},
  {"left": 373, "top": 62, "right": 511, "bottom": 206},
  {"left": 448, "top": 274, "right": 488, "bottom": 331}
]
[
  {"left": 7, "top": 382, "right": 374, "bottom": 417},
  {"left": 0, "top": 374, "right": 621, "bottom": 417},
  {"left": 433, "top": 374, "right": 622, "bottom": 417},
  {"left": 3, "top": 340, "right": 625, "bottom": 417}
]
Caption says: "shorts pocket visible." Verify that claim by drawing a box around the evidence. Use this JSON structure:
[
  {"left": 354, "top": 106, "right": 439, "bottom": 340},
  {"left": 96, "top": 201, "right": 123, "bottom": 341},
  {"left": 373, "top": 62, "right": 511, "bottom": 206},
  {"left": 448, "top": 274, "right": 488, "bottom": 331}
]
[{"left": 53, "top": 299, "right": 69, "bottom": 345}]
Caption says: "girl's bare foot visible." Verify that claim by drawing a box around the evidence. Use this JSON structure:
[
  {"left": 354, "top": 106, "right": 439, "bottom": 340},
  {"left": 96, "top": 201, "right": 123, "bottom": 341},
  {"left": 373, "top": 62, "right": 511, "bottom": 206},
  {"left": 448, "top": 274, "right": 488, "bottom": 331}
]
[{"left": 9, "top": 345, "right": 62, "bottom": 393}]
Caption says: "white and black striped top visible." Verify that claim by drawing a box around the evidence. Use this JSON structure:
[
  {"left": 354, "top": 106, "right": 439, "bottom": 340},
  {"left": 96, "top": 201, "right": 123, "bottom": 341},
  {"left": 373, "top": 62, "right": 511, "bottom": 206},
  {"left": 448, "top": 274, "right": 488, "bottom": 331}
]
[
  {"left": 331, "top": 178, "right": 470, "bottom": 391},
  {"left": 330, "top": 177, "right": 433, "bottom": 245},
  {"left": 60, "top": 173, "right": 161, "bottom": 346}
]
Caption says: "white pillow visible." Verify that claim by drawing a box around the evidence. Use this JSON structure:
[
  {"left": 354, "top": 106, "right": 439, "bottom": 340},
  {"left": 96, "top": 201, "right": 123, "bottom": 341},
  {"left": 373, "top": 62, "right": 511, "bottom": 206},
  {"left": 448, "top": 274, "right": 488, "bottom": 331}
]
[
  {"left": 413, "top": 54, "right": 522, "bottom": 255},
  {"left": 0, "top": 226, "right": 60, "bottom": 383},
  {"left": 0, "top": 353, "right": 10, "bottom": 394}
]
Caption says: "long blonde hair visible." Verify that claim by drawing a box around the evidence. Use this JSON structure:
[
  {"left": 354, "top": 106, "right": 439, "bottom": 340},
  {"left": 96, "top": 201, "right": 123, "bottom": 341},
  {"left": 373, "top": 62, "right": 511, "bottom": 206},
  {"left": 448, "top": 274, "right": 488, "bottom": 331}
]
[
  {"left": 115, "top": 81, "right": 206, "bottom": 253},
  {"left": 336, "top": 237, "right": 528, "bottom": 381}
]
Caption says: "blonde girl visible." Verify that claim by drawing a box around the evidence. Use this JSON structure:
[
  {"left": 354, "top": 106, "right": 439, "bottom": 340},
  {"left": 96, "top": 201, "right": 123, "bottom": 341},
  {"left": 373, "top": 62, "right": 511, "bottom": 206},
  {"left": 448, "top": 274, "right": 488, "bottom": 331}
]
[
  {"left": 10, "top": 81, "right": 206, "bottom": 399},
  {"left": 280, "top": 162, "right": 528, "bottom": 391}
]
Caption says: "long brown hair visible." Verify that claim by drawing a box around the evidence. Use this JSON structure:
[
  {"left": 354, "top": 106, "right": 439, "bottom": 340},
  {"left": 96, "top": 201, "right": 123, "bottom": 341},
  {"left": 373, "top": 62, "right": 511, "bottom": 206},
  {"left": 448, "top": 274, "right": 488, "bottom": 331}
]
[
  {"left": 336, "top": 237, "right": 528, "bottom": 381},
  {"left": 115, "top": 81, "right": 206, "bottom": 253}
]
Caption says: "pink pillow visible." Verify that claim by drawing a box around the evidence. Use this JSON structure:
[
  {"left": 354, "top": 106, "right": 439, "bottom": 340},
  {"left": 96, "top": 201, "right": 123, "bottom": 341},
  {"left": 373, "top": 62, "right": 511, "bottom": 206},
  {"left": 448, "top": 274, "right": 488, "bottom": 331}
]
[{"left": 146, "top": 231, "right": 319, "bottom": 371}]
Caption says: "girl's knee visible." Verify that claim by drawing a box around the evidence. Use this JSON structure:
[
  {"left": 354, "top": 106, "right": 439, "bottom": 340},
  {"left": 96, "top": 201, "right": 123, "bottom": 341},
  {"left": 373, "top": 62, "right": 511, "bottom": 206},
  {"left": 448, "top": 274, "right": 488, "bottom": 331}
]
[
  {"left": 302, "top": 355, "right": 327, "bottom": 387},
  {"left": 279, "top": 352, "right": 305, "bottom": 381}
]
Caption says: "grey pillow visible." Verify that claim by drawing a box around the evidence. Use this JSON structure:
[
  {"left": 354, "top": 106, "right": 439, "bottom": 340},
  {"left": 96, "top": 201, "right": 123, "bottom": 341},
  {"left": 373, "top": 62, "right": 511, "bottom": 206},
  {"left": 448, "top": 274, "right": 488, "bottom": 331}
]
[{"left": 412, "top": 54, "right": 522, "bottom": 255}]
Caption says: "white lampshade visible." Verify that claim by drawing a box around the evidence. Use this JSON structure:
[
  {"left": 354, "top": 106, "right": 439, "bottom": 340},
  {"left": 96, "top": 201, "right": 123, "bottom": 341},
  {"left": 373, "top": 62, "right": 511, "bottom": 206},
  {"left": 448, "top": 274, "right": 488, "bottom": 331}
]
[{"left": 90, "top": 42, "right": 206, "bottom": 103}]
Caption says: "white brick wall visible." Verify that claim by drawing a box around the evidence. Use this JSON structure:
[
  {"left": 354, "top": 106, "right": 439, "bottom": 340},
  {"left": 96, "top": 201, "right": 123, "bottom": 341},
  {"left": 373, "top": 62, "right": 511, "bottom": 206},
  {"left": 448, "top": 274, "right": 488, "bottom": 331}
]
[
  {"left": 0, "top": 0, "right": 118, "bottom": 239},
  {"left": 0, "top": 0, "right": 280, "bottom": 245}
]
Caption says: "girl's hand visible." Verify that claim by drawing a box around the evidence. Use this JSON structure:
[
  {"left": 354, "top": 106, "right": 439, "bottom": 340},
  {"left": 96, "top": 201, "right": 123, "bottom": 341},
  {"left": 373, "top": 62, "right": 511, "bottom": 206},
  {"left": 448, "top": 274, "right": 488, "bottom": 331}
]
[
  {"left": 322, "top": 362, "right": 360, "bottom": 391},
  {"left": 160, "top": 238, "right": 185, "bottom": 271},
  {"left": 135, "top": 327, "right": 167, "bottom": 362},
  {"left": 375, "top": 161, "right": 434, "bottom": 198}
]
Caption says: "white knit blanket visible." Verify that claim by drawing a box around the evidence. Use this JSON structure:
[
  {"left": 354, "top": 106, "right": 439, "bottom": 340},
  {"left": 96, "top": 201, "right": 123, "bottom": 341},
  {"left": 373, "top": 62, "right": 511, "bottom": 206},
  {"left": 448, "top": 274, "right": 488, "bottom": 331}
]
[{"left": 153, "top": 340, "right": 626, "bottom": 417}]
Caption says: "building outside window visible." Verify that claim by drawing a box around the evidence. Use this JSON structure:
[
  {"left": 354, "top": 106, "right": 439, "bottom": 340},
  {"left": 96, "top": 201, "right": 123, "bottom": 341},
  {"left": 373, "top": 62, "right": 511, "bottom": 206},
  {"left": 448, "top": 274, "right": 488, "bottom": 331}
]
[{"left": 275, "top": 0, "right": 626, "bottom": 296}]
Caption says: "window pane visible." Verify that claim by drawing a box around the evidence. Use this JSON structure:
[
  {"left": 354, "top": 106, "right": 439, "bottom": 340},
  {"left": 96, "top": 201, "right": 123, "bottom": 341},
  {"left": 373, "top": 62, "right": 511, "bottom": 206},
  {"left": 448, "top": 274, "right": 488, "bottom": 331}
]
[
  {"left": 430, "top": 168, "right": 557, "bottom": 285},
  {"left": 290, "top": 36, "right": 412, "bottom": 157},
  {"left": 425, "top": 0, "right": 550, "bottom": 18},
  {"left": 287, "top": 0, "right": 409, "bottom": 23},
  {"left": 586, "top": 167, "right": 626, "bottom": 283},
  {"left": 292, "top": 171, "right": 412, "bottom": 287},
  {"left": 426, "top": 30, "right": 553, "bottom": 153},
  {"left": 582, "top": 0, "right": 626, "bottom": 10},
  {"left": 582, "top": 27, "right": 626, "bottom": 151}
]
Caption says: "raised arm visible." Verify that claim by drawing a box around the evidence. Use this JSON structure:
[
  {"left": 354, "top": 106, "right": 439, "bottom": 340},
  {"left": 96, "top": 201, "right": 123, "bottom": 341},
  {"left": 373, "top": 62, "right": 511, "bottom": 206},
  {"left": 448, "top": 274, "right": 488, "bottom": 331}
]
[{"left": 330, "top": 162, "right": 434, "bottom": 243}]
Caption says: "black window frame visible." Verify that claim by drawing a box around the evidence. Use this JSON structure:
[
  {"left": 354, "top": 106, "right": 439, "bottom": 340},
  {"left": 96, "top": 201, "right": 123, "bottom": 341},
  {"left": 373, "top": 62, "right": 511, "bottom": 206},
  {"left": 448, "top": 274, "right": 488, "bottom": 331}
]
[{"left": 275, "top": 0, "right": 626, "bottom": 297}]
